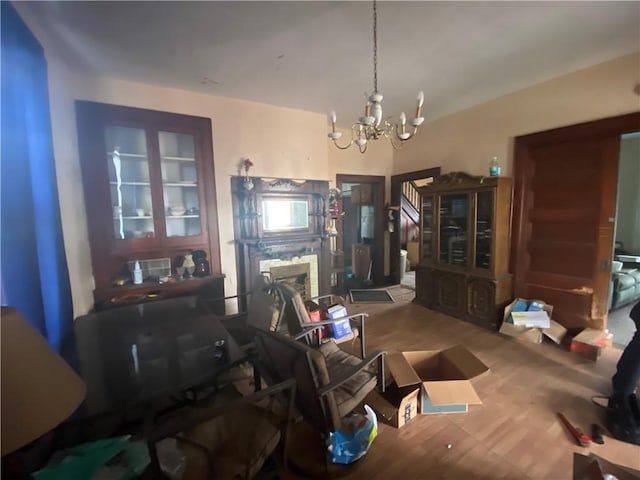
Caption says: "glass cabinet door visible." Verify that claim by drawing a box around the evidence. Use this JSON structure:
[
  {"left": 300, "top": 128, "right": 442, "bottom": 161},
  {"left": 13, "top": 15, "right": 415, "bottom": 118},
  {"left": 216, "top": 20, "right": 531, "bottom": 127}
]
[
  {"left": 159, "top": 131, "right": 202, "bottom": 238},
  {"left": 106, "top": 126, "right": 155, "bottom": 240},
  {"left": 475, "top": 190, "right": 493, "bottom": 269},
  {"left": 439, "top": 193, "right": 468, "bottom": 267},
  {"left": 421, "top": 195, "right": 434, "bottom": 262}
]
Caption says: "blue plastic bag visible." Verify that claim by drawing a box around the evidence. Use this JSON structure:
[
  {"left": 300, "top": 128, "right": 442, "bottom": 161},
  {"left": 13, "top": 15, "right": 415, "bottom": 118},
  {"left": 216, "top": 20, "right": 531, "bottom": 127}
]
[{"left": 327, "top": 404, "right": 378, "bottom": 464}]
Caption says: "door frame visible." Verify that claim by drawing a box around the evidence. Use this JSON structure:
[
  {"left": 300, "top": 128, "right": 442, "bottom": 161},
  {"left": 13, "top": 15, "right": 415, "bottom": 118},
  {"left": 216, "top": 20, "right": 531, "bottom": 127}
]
[
  {"left": 390, "top": 167, "right": 441, "bottom": 284},
  {"left": 336, "top": 174, "right": 386, "bottom": 285},
  {"left": 511, "top": 112, "right": 640, "bottom": 328}
]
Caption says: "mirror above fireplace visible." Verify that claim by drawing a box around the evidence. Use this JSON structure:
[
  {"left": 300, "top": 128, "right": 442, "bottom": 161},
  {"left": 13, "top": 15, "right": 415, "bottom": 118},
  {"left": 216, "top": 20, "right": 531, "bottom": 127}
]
[{"left": 262, "top": 197, "right": 309, "bottom": 232}]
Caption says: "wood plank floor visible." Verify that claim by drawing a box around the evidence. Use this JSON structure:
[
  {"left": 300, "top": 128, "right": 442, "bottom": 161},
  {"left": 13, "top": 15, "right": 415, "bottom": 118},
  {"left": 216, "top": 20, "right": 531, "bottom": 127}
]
[{"left": 296, "top": 285, "right": 640, "bottom": 479}]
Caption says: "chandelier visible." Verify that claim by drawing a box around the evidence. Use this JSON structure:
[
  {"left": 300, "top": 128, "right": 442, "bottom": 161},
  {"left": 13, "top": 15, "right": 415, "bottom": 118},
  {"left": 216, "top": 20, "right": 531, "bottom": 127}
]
[{"left": 328, "top": 0, "right": 424, "bottom": 153}]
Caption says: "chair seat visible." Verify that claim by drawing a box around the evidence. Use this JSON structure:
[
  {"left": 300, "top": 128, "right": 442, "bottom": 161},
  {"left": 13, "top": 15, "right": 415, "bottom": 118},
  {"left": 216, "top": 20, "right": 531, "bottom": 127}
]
[{"left": 318, "top": 341, "right": 377, "bottom": 414}]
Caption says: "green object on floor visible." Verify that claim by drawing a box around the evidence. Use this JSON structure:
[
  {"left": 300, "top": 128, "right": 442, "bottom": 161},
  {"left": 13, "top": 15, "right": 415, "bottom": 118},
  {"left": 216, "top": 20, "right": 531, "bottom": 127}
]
[{"left": 32, "top": 436, "right": 149, "bottom": 480}]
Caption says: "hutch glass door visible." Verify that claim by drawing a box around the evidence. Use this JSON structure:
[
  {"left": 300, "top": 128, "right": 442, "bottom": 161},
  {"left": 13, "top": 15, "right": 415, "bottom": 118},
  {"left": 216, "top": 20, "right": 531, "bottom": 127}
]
[
  {"left": 439, "top": 193, "right": 469, "bottom": 267},
  {"left": 106, "top": 126, "right": 155, "bottom": 240},
  {"left": 421, "top": 194, "right": 434, "bottom": 263},
  {"left": 159, "top": 131, "right": 202, "bottom": 238},
  {"left": 475, "top": 190, "right": 493, "bottom": 269}
]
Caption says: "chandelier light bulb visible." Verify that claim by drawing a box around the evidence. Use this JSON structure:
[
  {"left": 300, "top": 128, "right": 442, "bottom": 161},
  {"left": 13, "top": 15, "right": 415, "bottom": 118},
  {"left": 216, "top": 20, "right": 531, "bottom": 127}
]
[
  {"left": 417, "top": 91, "right": 424, "bottom": 108},
  {"left": 400, "top": 112, "right": 406, "bottom": 126}
]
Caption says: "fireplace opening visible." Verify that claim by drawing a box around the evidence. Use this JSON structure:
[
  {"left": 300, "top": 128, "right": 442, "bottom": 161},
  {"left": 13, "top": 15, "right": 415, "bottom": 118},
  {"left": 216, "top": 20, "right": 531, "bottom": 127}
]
[
  {"left": 269, "top": 263, "right": 311, "bottom": 299},
  {"left": 259, "top": 254, "right": 319, "bottom": 299}
]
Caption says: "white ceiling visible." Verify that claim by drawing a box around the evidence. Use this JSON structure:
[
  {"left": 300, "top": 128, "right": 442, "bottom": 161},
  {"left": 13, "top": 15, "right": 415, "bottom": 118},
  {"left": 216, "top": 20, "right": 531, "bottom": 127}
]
[{"left": 14, "top": 1, "right": 640, "bottom": 127}]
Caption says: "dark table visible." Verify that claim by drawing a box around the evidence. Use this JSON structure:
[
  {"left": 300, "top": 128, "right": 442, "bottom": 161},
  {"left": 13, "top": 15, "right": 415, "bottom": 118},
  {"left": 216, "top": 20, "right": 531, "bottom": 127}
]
[{"left": 64, "top": 296, "right": 244, "bottom": 431}]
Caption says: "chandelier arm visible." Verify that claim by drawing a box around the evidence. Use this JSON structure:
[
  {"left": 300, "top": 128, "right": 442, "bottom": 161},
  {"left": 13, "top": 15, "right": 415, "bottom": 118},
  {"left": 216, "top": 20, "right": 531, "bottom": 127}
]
[
  {"left": 332, "top": 138, "right": 354, "bottom": 150},
  {"left": 389, "top": 134, "right": 405, "bottom": 150}
]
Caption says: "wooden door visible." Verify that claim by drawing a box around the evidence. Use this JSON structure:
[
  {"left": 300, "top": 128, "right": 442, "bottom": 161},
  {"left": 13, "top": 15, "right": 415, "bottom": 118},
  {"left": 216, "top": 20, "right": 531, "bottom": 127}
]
[
  {"left": 336, "top": 174, "right": 385, "bottom": 285},
  {"left": 511, "top": 113, "right": 640, "bottom": 329}
]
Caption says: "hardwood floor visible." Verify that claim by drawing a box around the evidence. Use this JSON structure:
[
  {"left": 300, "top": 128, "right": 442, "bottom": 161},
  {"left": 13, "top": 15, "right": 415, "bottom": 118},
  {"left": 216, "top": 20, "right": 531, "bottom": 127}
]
[{"left": 293, "top": 285, "right": 639, "bottom": 479}]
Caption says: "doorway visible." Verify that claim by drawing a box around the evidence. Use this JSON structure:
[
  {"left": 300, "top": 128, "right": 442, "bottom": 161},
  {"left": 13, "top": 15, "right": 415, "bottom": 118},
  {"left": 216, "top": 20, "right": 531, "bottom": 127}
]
[
  {"left": 335, "top": 174, "right": 385, "bottom": 288},
  {"left": 608, "top": 131, "right": 640, "bottom": 347},
  {"left": 511, "top": 112, "right": 640, "bottom": 332},
  {"left": 390, "top": 167, "right": 441, "bottom": 287}
]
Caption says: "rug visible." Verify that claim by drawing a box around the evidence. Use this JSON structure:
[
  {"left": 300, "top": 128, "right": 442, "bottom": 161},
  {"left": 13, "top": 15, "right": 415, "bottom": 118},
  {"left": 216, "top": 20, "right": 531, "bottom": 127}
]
[{"left": 349, "top": 289, "right": 394, "bottom": 304}]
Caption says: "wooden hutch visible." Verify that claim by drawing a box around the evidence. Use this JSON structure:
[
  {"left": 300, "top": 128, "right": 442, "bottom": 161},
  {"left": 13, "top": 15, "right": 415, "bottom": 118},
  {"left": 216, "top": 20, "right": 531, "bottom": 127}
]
[{"left": 414, "top": 172, "right": 513, "bottom": 330}]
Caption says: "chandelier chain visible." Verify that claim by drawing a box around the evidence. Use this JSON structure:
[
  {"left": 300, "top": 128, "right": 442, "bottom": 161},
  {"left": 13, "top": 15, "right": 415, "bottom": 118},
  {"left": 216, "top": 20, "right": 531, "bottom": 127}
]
[{"left": 373, "top": 0, "right": 378, "bottom": 94}]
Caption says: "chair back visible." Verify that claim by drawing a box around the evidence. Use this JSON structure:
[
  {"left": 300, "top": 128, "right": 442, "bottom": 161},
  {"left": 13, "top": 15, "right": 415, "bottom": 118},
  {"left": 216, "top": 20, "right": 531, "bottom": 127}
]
[
  {"left": 254, "top": 330, "right": 341, "bottom": 435},
  {"left": 277, "top": 282, "right": 312, "bottom": 340}
]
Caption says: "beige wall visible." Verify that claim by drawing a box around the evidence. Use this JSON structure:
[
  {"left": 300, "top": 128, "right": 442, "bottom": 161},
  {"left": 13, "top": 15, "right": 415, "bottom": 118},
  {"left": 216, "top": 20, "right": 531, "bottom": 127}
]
[
  {"left": 394, "top": 53, "right": 640, "bottom": 177},
  {"left": 43, "top": 47, "right": 639, "bottom": 316},
  {"left": 46, "top": 61, "right": 334, "bottom": 315}
]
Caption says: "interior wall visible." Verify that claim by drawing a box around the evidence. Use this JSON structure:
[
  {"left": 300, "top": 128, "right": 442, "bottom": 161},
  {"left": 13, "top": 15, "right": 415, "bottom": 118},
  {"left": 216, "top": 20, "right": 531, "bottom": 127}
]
[
  {"left": 46, "top": 61, "right": 333, "bottom": 316},
  {"left": 23, "top": 3, "right": 640, "bottom": 316},
  {"left": 616, "top": 134, "right": 640, "bottom": 254},
  {"left": 393, "top": 53, "right": 640, "bottom": 177}
]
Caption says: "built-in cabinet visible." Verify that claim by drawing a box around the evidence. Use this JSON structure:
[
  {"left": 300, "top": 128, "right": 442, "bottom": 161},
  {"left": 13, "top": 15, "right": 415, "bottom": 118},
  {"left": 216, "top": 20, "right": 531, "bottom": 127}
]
[
  {"left": 76, "top": 102, "right": 223, "bottom": 308},
  {"left": 414, "top": 172, "right": 512, "bottom": 329}
]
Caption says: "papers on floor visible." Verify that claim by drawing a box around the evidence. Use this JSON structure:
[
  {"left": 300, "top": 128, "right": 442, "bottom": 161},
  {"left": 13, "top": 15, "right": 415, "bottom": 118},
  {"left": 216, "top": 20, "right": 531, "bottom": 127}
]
[{"left": 509, "top": 310, "right": 551, "bottom": 329}]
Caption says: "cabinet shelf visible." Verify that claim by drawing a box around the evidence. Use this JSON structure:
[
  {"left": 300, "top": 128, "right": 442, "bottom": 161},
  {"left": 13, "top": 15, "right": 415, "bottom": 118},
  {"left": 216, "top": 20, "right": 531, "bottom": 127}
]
[
  {"left": 107, "top": 151, "right": 147, "bottom": 159},
  {"left": 163, "top": 182, "right": 198, "bottom": 187},
  {"left": 109, "top": 181, "right": 151, "bottom": 186},
  {"left": 163, "top": 155, "right": 196, "bottom": 162}
]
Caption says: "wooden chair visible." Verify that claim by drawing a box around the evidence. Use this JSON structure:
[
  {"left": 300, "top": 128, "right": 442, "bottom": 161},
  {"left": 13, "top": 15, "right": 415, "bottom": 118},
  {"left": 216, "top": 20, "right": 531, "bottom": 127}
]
[{"left": 276, "top": 281, "right": 369, "bottom": 359}]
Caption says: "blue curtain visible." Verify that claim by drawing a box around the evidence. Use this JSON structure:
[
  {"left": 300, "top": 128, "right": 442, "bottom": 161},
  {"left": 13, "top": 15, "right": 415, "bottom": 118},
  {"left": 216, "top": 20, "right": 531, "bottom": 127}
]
[{"left": 1, "top": 2, "right": 73, "bottom": 351}]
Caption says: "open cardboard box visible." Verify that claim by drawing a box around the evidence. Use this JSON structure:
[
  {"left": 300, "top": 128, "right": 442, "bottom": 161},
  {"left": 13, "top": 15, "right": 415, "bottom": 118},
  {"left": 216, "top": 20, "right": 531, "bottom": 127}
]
[
  {"left": 499, "top": 298, "right": 567, "bottom": 345},
  {"left": 365, "top": 384, "right": 419, "bottom": 428},
  {"left": 384, "top": 345, "right": 489, "bottom": 415}
]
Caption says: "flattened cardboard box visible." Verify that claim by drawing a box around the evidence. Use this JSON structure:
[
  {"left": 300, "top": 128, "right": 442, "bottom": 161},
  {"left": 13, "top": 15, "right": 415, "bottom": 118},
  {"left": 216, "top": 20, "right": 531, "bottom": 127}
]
[
  {"left": 365, "top": 384, "right": 419, "bottom": 428},
  {"left": 385, "top": 345, "right": 489, "bottom": 415}
]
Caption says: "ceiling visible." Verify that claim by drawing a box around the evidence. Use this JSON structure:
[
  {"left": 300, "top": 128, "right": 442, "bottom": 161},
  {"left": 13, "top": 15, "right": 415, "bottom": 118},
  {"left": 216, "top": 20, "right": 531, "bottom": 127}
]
[{"left": 14, "top": 1, "right": 640, "bottom": 127}]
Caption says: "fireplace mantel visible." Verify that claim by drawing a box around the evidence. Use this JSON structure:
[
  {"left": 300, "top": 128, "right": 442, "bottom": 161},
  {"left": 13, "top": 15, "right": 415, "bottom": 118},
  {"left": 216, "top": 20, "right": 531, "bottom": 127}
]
[{"left": 231, "top": 176, "right": 331, "bottom": 300}]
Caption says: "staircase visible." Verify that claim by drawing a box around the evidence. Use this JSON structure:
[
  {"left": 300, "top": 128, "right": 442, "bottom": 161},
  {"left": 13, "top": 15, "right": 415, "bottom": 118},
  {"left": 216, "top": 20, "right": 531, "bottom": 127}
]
[{"left": 400, "top": 181, "right": 421, "bottom": 245}]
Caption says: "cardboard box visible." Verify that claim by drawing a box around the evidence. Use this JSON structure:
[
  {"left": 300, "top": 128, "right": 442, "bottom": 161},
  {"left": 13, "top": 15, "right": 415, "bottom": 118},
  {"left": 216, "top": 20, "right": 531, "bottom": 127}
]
[
  {"left": 570, "top": 328, "right": 614, "bottom": 361},
  {"left": 500, "top": 298, "right": 567, "bottom": 345},
  {"left": 385, "top": 345, "right": 489, "bottom": 415},
  {"left": 573, "top": 453, "right": 640, "bottom": 480},
  {"left": 365, "top": 384, "right": 420, "bottom": 428}
]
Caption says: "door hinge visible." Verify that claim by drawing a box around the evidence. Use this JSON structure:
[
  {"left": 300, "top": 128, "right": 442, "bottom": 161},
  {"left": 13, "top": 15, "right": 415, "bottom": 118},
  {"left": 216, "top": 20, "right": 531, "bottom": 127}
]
[{"left": 601, "top": 257, "right": 611, "bottom": 271}]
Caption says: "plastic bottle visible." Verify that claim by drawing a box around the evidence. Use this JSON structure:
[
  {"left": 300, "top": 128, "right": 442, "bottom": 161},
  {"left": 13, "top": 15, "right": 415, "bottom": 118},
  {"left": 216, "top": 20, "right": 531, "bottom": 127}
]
[
  {"left": 133, "top": 260, "right": 143, "bottom": 285},
  {"left": 489, "top": 156, "right": 501, "bottom": 177}
]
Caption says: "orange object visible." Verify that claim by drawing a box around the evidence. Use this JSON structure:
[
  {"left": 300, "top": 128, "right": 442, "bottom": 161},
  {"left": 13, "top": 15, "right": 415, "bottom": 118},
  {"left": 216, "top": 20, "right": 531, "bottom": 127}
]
[{"left": 558, "top": 412, "right": 591, "bottom": 447}]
